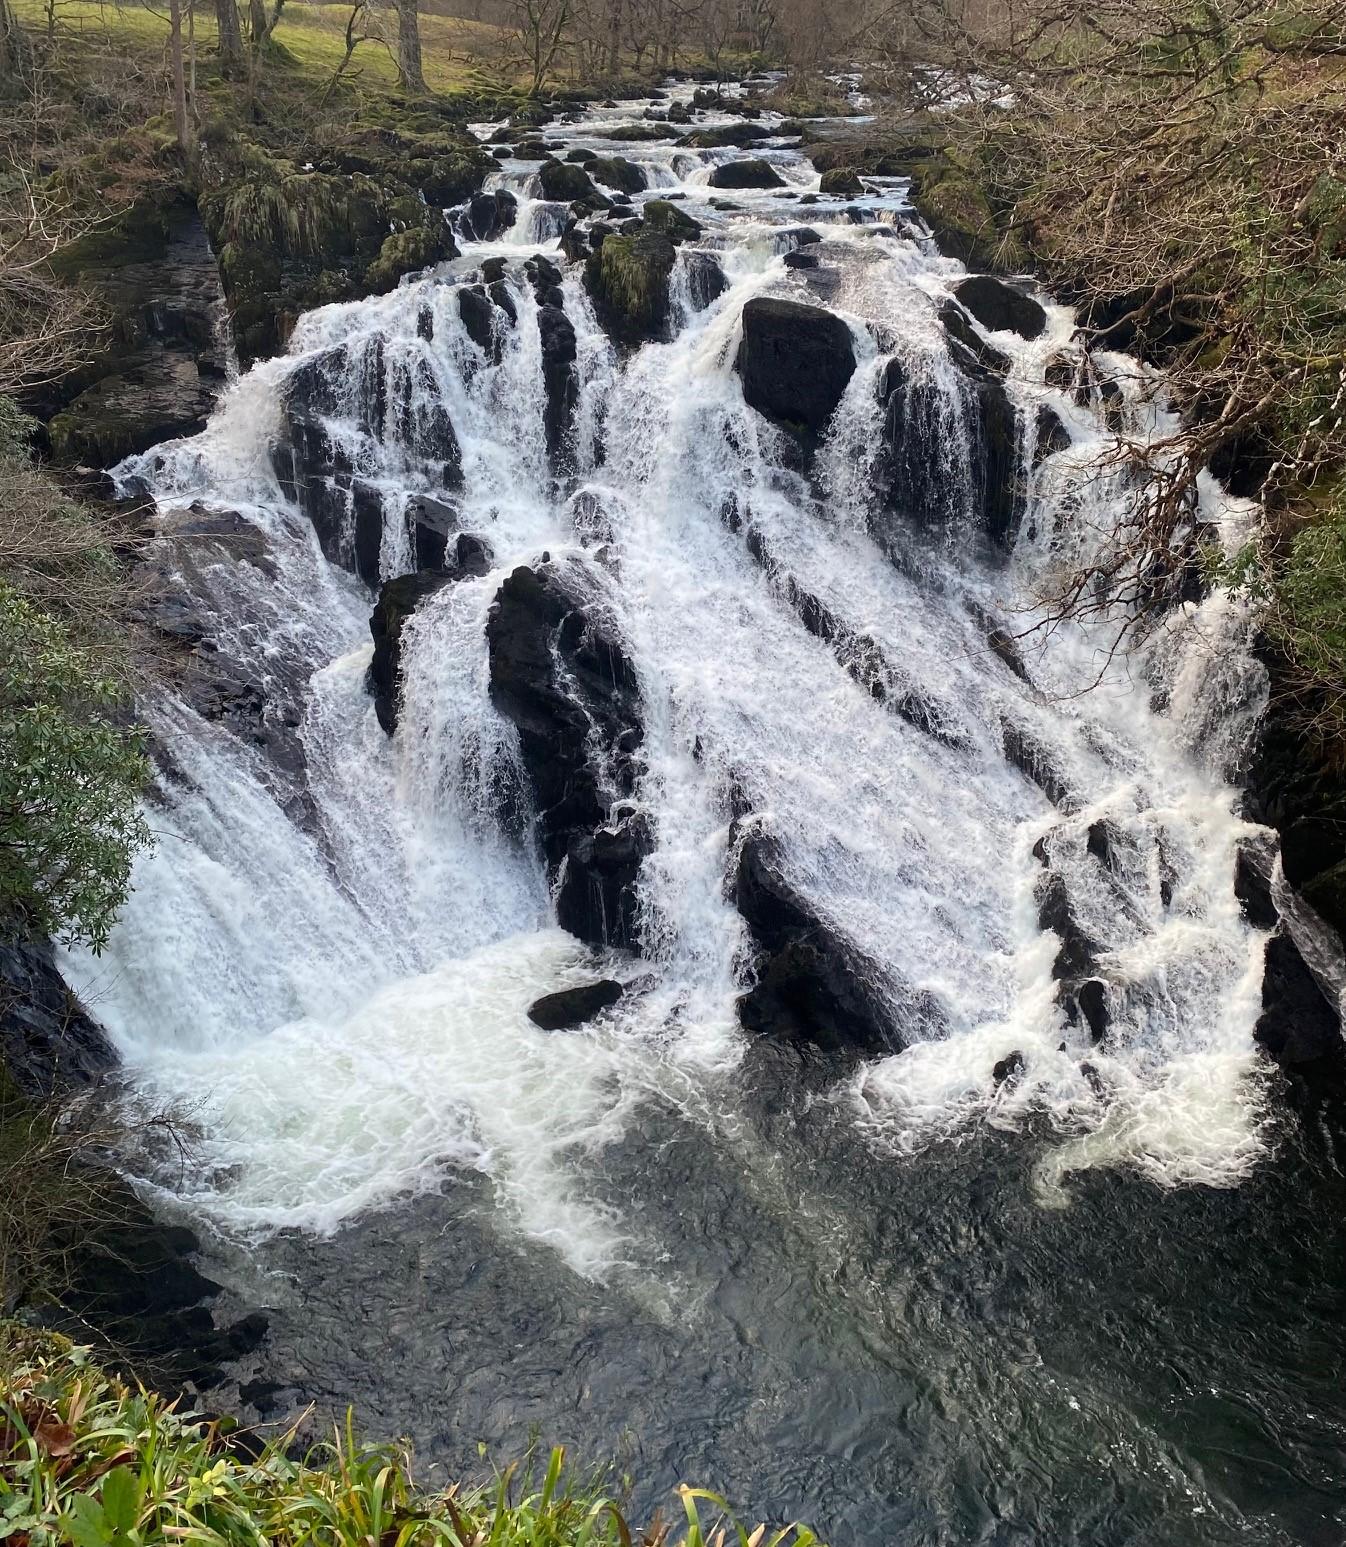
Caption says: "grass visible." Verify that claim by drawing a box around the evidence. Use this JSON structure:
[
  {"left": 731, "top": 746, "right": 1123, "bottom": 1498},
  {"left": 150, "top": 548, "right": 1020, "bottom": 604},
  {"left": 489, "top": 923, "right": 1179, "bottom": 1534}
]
[
  {"left": 10, "top": 0, "right": 506, "bottom": 95},
  {"left": 0, "top": 1326, "right": 824, "bottom": 1547}
]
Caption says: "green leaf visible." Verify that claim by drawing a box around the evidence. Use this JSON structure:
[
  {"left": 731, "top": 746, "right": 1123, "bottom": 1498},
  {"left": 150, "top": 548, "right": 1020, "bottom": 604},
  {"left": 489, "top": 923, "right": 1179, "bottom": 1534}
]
[
  {"left": 62, "top": 1493, "right": 111, "bottom": 1547},
  {"left": 99, "top": 1469, "right": 140, "bottom": 1537}
]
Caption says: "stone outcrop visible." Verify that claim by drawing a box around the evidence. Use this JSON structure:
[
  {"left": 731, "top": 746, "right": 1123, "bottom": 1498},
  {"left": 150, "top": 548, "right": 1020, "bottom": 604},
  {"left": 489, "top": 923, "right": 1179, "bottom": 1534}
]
[
  {"left": 735, "top": 296, "right": 856, "bottom": 449},
  {"left": 486, "top": 561, "right": 650, "bottom": 950}
]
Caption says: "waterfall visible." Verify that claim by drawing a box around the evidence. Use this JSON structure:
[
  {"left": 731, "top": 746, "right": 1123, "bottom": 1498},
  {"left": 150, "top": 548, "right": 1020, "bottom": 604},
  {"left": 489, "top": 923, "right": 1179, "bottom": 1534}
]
[{"left": 59, "top": 83, "right": 1275, "bottom": 1278}]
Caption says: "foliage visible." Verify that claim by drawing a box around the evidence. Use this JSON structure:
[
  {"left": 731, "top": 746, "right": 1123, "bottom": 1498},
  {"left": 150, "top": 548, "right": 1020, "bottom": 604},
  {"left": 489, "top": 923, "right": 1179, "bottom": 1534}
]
[
  {"left": 0, "top": 585, "right": 149, "bottom": 952},
  {"left": 0, "top": 1327, "right": 824, "bottom": 1547}
]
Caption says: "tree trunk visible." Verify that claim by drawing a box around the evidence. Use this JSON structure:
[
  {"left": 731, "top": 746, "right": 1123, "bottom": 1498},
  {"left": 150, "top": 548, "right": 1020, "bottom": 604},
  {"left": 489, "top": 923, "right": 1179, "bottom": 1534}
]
[
  {"left": 247, "top": 0, "right": 266, "bottom": 45},
  {"left": 168, "top": 0, "right": 190, "bottom": 153},
  {"left": 215, "top": 0, "right": 244, "bottom": 73},
  {"left": 0, "top": 0, "right": 15, "bottom": 80},
  {"left": 395, "top": 0, "right": 426, "bottom": 93},
  {"left": 605, "top": 0, "right": 620, "bottom": 74}
]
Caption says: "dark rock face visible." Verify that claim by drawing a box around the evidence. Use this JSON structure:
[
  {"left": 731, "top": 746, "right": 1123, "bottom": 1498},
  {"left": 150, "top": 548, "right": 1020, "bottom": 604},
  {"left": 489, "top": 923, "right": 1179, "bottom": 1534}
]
[
  {"left": 459, "top": 190, "right": 518, "bottom": 242},
  {"left": 407, "top": 494, "right": 458, "bottom": 570},
  {"left": 272, "top": 339, "right": 461, "bottom": 576},
  {"left": 953, "top": 275, "right": 1047, "bottom": 340},
  {"left": 368, "top": 571, "right": 455, "bottom": 735},
  {"left": 1034, "top": 405, "right": 1072, "bottom": 465},
  {"left": 685, "top": 252, "right": 727, "bottom": 312},
  {"left": 875, "top": 344, "right": 1021, "bottom": 548},
  {"left": 1255, "top": 931, "right": 1346, "bottom": 1100},
  {"left": 0, "top": 935, "right": 115, "bottom": 1098},
  {"left": 539, "top": 158, "right": 598, "bottom": 202},
  {"left": 709, "top": 158, "right": 785, "bottom": 190},
  {"left": 939, "top": 301, "right": 1011, "bottom": 377},
  {"left": 1002, "top": 722, "right": 1072, "bottom": 808},
  {"left": 537, "top": 303, "right": 579, "bottom": 465},
  {"left": 733, "top": 836, "right": 905, "bottom": 1059},
  {"left": 584, "top": 230, "right": 678, "bottom": 347},
  {"left": 486, "top": 562, "right": 649, "bottom": 950},
  {"left": 45, "top": 200, "right": 225, "bottom": 467},
  {"left": 528, "top": 979, "right": 624, "bottom": 1030},
  {"left": 736, "top": 297, "right": 856, "bottom": 447}
]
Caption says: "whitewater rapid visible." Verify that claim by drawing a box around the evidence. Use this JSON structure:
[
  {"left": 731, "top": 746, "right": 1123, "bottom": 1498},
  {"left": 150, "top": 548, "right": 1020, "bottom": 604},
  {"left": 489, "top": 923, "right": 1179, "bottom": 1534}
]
[{"left": 61, "top": 80, "right": 1274, "bottom": 1279}]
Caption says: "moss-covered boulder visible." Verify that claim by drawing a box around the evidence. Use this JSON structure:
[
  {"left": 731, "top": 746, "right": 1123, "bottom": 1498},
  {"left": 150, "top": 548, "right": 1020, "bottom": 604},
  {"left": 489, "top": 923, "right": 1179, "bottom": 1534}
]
[
  {"left": 642, "top": 199, "right": 702, "bottom": 243},
  {"left": 585, "top": 230, "right": 678, "bottom": 346},
  {"left": 819, "top": 167, "right": 864, "bottom": 197},
  {"left": 677, "top": 123, "right": 771, "bottom": 150},
  {"left": 539, "top": 158, "right": 598, "bottom": 201}
]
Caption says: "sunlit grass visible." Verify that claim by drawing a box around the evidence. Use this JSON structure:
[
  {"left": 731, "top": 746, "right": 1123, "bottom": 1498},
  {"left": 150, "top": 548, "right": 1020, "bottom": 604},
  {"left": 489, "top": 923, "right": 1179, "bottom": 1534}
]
[
  {"left": 10, "top": 0, "right": 505, "bottom": 94},
  {"left": 0, "top": 1325, "right": 823, "bottom": 1547}
]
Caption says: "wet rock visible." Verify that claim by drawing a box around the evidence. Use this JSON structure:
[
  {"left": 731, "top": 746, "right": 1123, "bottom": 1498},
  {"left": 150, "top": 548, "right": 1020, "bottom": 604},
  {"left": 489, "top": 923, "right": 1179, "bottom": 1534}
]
[
  {"left": 784, "top": 251, "right": 819, "bottom": 270},
  {"left": 875, "top": 348, "right": 1021, "bottom": 548},
  {"left": 0, "top": 935, "right": 115, "bottom": 1098},
  {"left": 406, "top": 493, "right": 458, "bottom": 570},
  {"left": 458, "top": 285, "right": 504, "bottom": 361},
  {"left": 459, "top": 190, "right": 517, "bottom": 242},
  {"left": 1034, "top": 405, "right": 1072, "bottom": 465},
  {"left": 684, "top": 251, "right": 727, "bottom": 311},
  {"left": 1255, "top": 930, "right": 1346, "bottom": 1100},
  {"left": 992, "top": 1049, "right": 1026, "bottom": 1086},
  {"left": 566, "top": 147, "right": 596, "bottom": 163},
  {"left": 677, "top": 123, "right": 771, "bottom": 149},
  {"left": 1234, "top": 837, "right": 1279, "bottom": 928},
  {"left": 584, "top": 229, "right": 677, "bottom": 347},
  {"left": 48, "top": 350, "right": 216, "bottom": 467},
  {"left": 736, "top": 296, "right": 856, "bottom": 448},
  {"left": 819, "top": 167, "right": 864, "bottom": 197},
  {"left": 642, "top": 199, "right": 702, "bottom": 243},
  {"left": 486, "top": 561, "right": 649, "bottom": 950},
  {"left": 1087, "top": 819, "right": 1121, "bottom": 869},
  {"left": 1036, "top": 871, "right": 1099, "bottom": 981},
  {"left": 953, "top": 274, "right": 1047, "bottom": 339},
  {"left": 939, "top": 301, "right": 1011, "bottom": 377},
  {"left": 527, "top": 979, "right": 624, "bottom": 1030},
  {"left": 539, "top": 158, "right": 598, "bottom": 202},
  {"left": 1074, "top": 978, "right": 1110, "bottom": 1042},
  {"left": 537, "top": 304, "right": 579, "bottom": 465},
  {"left": 709, "top": 158, "right": 785, "bottom": 190},
  {"left": 1004, "top": 722, "right": 1072, "bottom": 808},
  {"left": 734, "top": 835, "right": 904, "bottom": 1059},
  {"left": 587, "top": 155, "right": 647, "bottom": 194},
  {"left": 368, "top": 571, "right": 455, "bottom": 734}
]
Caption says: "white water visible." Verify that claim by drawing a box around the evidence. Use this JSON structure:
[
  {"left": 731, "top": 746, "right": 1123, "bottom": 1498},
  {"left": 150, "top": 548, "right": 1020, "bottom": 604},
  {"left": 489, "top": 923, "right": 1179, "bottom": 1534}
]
[{"left": 61, "top": 87, "right": 1275, "bottom": 1276}]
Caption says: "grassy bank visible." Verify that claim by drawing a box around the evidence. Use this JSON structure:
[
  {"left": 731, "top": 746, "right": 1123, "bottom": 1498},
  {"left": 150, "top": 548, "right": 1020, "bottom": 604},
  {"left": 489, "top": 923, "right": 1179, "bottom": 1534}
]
[{"left": 0, "top": 1326, "right": 822, "bottom": 1547}]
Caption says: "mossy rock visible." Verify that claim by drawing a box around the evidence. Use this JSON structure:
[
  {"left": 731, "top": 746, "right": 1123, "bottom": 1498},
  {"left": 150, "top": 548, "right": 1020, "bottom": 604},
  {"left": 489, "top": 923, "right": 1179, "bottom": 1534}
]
[
  {"left": 364, "top": 223, "right": 457, "bottom": 291},
  {"left": 911, "top": 172, "right": 1013, "bottom": 271},
  {"left": 643, "top": 199, "right": 701, "bottom": 243},
  {"left": 587, "top": 155, "right": 647, "bottom": 194},
  {"left": 819, "top": 167, "right": 864, "bottom": 197},
  {"left": 584, "top": 230, "right": 677, "bottom": 346},
  {"left": 539, "top": 158, "right": 598, "bottom": 201}
]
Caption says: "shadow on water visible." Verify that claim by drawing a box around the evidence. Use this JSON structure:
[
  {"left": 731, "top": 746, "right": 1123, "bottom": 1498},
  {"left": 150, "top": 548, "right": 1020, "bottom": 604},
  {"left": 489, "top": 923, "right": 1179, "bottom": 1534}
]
[{"left": 203, "top": 1043, "right": 1346, "bottom": 1547}]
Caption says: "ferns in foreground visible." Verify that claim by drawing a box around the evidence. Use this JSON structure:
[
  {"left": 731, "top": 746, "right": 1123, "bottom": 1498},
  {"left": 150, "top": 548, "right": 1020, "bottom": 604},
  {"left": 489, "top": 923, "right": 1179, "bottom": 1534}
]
[{"left": 0, "top": 1326, "right": 823, "bottom": 1547}]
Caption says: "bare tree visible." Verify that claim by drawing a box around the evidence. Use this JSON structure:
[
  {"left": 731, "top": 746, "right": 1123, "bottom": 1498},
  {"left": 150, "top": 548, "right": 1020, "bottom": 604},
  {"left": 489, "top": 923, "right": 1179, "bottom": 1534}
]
[
  {"left": 215, "top": 0, "right": 245, "bottom": 75},
  {"left": 394, "top": 0, "right": 427, "bottom": 91},
  {"left": 511, "top": 0, "right": 571, "bottom": 95}
]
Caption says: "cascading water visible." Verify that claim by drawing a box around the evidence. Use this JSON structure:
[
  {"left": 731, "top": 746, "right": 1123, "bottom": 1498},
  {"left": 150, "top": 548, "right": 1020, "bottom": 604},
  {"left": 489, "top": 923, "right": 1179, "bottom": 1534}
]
[{"left": 57, "top": 81, "right": 1346, "bottom": 1547}]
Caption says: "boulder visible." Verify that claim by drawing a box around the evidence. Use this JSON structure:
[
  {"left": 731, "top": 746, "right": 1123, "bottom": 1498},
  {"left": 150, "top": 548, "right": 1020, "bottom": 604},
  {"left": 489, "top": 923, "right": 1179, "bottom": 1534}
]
[
  {"left": 458, "top": 189, "right": 518, "bottom": 242},
  {"left": 458, "top": 285, "right": 506, "bottom": 361},
  {"left": 406, "top": 493, "right": 458, "bottom": 570},
  {"left": 684, "top": 251, "right": 727, "bottom": 312},
  {"left": 587, "top": 155, "right": 647, "bottom": 194},
  {"left": 953, "top": 275, "right": 1047, "bottom": 339},
  {"left": 709, "top": 158, "right": 785, "bottom": 190},
  {"left": 733, "top": 835, "right": 905, "bottom": 1058},
  {"left": 643, "top": 199, "right": 702, "bottom": 243},
  {"left": 736, "top": 296, "right": 856, "bottom": 446},
  {"left": 48, "top": 350, "right": 216, "bottom": 467},
  {"left": 819, "top": 167, "right": 864, "bottom": 197},
  {"left": 486, "top": 561, "right": 649, "bottom": 950},
  {"left": 678, "top": 123, "right": 770, "bottom": 149},
  {"left": 939, "top": 301, "right": 1011, "bottom": 376},
  {"left": 1034, "top": 405, "right": 1072, "bottom": 465},
  {"left": 584, "top": 229, "right": 678, "bottom": 347},
  {"left": 539, "top": 158, "right": 598, "bottom": 202},
  {"left": 528, "top": 979, "right": 625, "bottom": 1030}
]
